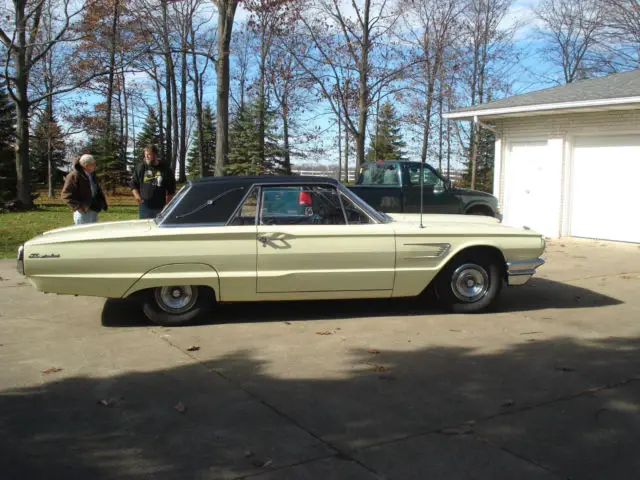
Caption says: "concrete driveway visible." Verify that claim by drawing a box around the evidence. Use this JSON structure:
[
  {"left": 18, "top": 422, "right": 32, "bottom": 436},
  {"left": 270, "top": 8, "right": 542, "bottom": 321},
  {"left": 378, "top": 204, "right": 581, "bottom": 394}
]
[{"left": 0, "top": 238, "right": 639, "bottom": 479}]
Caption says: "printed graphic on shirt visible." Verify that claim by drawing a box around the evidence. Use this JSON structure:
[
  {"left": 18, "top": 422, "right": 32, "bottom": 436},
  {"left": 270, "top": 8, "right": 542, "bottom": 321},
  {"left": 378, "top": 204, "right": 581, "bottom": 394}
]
[{"left": 144, "top": 169, "right": 163, "bottom": 187}]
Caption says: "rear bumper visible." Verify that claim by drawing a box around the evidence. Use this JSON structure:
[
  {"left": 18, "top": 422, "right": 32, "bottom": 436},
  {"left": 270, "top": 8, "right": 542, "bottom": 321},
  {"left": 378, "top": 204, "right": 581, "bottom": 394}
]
[
  {"left": 506, "top": 257, "right": 545, "bottom": 286},
  {"left": 16, "top": 245, "right": 24, "bottom": 276}
]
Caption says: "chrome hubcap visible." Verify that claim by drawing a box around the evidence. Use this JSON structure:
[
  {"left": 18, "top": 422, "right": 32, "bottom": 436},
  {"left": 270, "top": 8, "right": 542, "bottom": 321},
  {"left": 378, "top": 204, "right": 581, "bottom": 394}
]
[
  {"left": 451, "top": 264, "right": 489, "bottom": 302},
  {"left": 155, "top": 286, "right": 198, "bottom": 314}
]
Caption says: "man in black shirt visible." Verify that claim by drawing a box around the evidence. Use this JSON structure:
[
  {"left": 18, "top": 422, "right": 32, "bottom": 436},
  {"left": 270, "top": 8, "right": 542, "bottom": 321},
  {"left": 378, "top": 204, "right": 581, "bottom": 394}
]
[{"left": 130, "top": 145, "right": 176, "bottom": 219}]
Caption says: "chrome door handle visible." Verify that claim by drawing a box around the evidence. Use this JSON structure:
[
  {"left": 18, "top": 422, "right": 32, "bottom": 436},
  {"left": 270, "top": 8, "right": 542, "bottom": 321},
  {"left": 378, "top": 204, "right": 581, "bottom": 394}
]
[{"left": 258, "top": 236, "right": 269, "bottom": 247}]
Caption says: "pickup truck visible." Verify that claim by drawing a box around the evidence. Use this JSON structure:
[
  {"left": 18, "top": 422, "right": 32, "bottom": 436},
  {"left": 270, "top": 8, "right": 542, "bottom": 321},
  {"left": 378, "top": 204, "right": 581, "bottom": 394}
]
[{"left": 348, "top": 160, "right": 501, "bottom": 218}]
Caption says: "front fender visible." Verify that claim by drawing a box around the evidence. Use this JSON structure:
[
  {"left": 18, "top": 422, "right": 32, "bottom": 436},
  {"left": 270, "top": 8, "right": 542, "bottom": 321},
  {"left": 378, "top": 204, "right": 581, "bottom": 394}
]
[{"left": 123, "top": 263, "right": 220, "bottom": 299}]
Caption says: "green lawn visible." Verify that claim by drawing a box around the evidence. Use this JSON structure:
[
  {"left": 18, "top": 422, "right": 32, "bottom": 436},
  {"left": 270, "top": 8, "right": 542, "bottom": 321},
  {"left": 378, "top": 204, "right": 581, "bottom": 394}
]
[{"left": 0, "top": 201, "right": 139, "bottom": 259}]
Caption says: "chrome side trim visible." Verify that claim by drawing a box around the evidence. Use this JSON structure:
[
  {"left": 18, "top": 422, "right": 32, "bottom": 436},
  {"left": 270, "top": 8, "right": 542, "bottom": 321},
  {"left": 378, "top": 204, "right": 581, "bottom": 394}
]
[
  {"left": 403, "top": 243, "right": 450, "bottom": 259},
  {"left": 506, "top": 257, "right": 545, "bottom": 286}
]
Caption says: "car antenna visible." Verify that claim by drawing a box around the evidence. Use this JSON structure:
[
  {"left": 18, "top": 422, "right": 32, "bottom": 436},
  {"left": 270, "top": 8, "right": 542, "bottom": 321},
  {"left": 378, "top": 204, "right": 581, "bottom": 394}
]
[{"left": 419, "top": 159, "right": 425, "bottom": 228}]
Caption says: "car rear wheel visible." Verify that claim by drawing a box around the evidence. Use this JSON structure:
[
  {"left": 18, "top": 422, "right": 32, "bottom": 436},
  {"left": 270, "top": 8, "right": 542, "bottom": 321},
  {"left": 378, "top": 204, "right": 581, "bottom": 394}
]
[
  {"left": 435, "top": 255, "right": 502, "bottom": 313},
  {"left": 142, "top": 285, "right": 212, "bottom": 326}
]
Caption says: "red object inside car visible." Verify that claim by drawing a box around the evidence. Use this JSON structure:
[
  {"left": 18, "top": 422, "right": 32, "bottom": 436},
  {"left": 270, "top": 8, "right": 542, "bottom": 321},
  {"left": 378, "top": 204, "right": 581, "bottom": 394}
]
[{"left": 298, "top": 191, "right": 312, "bottom": 205}]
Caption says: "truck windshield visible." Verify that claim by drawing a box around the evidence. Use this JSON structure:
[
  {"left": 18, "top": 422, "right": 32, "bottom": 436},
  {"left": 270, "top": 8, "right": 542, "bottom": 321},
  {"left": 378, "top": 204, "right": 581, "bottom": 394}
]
[{"left": 357, "top": 163, "right": 401, "bottom": 185}]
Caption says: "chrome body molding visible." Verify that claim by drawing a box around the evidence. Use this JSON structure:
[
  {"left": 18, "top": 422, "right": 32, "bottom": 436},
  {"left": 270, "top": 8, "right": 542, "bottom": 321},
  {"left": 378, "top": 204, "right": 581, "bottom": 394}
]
[
  {"left": 506, "top": 257, "right": 545, "bottom": 286},
  {"left": 403, "top": 243, "right": 451, "bottom": 260}
]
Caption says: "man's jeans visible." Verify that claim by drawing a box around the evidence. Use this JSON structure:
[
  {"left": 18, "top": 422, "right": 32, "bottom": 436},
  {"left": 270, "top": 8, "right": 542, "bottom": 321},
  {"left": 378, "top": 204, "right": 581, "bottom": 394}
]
[
  {"left": 73, "top": 209, "right": 98, "bottom": 224},
  {"left": 139, "top": 203, "right": 163, "bottom": 219}
]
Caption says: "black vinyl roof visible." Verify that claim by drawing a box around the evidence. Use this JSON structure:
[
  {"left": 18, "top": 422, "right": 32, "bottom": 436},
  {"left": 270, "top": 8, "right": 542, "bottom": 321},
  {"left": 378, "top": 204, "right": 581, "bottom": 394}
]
[{"left": 189, "top": 175, "right": 339, "bottom": 187}]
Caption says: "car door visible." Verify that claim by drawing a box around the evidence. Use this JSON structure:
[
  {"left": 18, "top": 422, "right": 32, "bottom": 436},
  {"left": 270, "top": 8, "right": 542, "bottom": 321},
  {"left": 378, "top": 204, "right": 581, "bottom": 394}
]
[
  {"left": 255, "top": 184, "right": 396, "bottom": 294},
  {"left": 405, "top": 163, "right": 461, "bottom": 213}
]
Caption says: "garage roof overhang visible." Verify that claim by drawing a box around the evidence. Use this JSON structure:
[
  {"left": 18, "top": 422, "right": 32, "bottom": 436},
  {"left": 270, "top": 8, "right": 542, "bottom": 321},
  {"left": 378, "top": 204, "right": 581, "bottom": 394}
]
[{"left": 443, "top": 96, "right": 640, "bottom": 121}]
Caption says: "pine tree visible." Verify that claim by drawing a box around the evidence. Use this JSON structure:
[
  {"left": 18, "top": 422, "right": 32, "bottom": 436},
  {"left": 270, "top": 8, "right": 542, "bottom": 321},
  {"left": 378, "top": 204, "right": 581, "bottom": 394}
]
[
  {"left": 365, "top": 102, "right": 407, "bottom": 162},
  {"left": 227, "top": 99, "right": 287, "bottom": 176},
  {"left": 462, "top": 127, "right": 494, "bottom": 193},
  {"left": 0, "top": 85, "right": 16, "bottom": 203},
  {"left": 187, "top": 104, "right": 216, "bottom": 178},
  {"left": 30, "top": 115, "right": 67, "bottom": 187},
  {"left": 133, "top": 108, "right": 162, "bottom": 166}
]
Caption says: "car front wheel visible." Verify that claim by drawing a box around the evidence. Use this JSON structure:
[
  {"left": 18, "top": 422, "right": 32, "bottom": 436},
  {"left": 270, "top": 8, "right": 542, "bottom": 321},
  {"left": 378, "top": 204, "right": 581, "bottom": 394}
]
[
  {"left": 435, "top": 256, "right": 502, "bottom": 313},
  {"left": 142, "top": 285, "right": 212, "bottom": 326}
]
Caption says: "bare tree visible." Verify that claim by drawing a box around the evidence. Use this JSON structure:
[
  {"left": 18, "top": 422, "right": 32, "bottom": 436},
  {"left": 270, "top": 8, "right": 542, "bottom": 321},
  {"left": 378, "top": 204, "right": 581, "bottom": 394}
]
[
  {"left": 600, "top": 0, "right": 640, "bottom": 69},
  {"left": 292, "top": 0, "right": 406, "bottom": 172},
  {"left": 535, "top": 0, "right": 607, "bottom": 83},
  {"left": 0, "top": 0, "right": 113, "bottom": 207},
  {"left": 401, "top": 0, "right": 461, "bottom": 165},
  {"left": 212, "top": 0, "right": 239, "bottom": 176},
  {"left": 461, "top": 0, "right": 515, "bottom": 189}
]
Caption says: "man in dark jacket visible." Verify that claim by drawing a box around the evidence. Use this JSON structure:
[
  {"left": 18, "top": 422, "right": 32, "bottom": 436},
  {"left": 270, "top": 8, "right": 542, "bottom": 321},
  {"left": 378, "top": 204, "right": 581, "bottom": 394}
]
[
  {"left": 61, "top": 154, "right": 108, "bottom": 224},
  {"left": 130, "top": 145, "right": 176, "bottom": 219}
]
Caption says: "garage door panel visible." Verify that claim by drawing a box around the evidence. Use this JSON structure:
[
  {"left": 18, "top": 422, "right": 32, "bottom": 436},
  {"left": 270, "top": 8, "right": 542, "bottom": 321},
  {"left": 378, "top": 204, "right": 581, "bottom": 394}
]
[
  {"left": 503, "top": 141, "right": 557, "bottom": 236},
  {"left": 571, "top": 135, "right": 640, "bottom": 243}
]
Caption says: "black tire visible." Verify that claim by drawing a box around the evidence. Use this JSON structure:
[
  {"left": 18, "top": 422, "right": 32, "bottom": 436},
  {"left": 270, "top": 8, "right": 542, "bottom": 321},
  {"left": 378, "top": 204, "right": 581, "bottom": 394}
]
[
  {"left": 141, "top": 285, "right": 213, "bottom": 326},
  {"left": 435, "top": 254, "right": 502, "bottom": 313}
]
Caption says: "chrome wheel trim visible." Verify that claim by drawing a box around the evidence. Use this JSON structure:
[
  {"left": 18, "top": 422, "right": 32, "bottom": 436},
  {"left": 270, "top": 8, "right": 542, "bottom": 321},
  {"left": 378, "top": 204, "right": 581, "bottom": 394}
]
[
  {"left": 154, "top": 286, "right": 198, "bottom": 314},
  {"left": 450, "top": 264, "right": 489, "bottom": 303}
]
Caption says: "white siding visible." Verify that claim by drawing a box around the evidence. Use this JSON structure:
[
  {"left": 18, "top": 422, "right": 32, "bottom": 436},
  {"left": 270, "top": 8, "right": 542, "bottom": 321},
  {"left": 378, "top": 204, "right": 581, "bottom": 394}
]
[{"left": 493, "top": 109, "right": 640, "bottom": 239}]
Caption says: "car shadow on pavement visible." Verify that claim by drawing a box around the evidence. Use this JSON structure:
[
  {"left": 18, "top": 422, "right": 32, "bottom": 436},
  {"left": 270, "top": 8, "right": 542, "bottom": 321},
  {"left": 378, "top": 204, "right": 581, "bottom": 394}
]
[
  {"left": 1, "top": 336, "right": 639, "bottom": 479},
  {"left": 101, "top": 277, "right": 622, "bottom": 328}
]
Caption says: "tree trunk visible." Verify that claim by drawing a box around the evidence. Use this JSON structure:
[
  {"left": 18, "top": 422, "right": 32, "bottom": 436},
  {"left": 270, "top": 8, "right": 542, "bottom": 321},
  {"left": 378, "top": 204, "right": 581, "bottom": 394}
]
[
  {"left": 355, "top": 0, "right": 371, "bottom": 173},
  {"left": 190, "top": 27, "right": 205, "bottom": 177},
  {"left": 257, "top": 22, "right": 267, "bottom": 173},
  {"left": 337, "top": 113, "right": 342, "bottom": 182},
  {"left": 215, "top": 0, "right": 238, "bottom": 177},
  {"left": 14, "top": 0, "right": 32, "bottom": 207},
  {"left": 46, "top": 96, "right": 54, "bottom": 198},
  {"left": 179, "top": 45, "right": 187, "bottom": 182},
  {"left": 344, "top": 128, "right": 349, "bottom": 182},
  {"left": 105, "top": 0, "right": 120, "bottom": 139},
  {"left": 282, "top": 101, "right": 291, "bottom": 175}
]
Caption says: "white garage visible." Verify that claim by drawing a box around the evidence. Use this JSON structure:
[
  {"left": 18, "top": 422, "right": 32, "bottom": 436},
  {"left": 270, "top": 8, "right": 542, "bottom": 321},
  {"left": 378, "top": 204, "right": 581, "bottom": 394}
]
[{"left": 445, "top": 69, "right": 640, "bottom": 243}]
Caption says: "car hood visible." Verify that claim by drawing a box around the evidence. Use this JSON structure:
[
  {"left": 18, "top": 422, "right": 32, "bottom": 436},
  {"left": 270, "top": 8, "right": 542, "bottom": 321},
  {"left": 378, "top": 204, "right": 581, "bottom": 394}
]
[
  {"left": 451, "top": 187, "right": 495, "bottom": 198},
  {"left": 388, "top": 213, "right": 540, "bottom": 236},
  {"left": 26, "top": 219, "right": 154, "bottom": 246}
]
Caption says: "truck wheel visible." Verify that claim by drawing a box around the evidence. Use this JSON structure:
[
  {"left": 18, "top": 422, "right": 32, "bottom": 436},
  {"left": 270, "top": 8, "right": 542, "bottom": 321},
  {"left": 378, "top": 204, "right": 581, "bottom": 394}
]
[
  {"left": 142, "top": 285, "right": 213, "bottom": 326},
  {"left": 466, "top": 206, "right": 493, "bottom": 216},
  {"left": 435, "top": 255, "right": 502, "bottom": 313}
]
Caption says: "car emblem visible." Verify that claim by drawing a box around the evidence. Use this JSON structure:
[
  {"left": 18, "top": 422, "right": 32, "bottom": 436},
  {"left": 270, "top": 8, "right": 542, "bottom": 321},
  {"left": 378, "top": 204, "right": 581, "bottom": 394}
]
[{"left": 29, "top": 253, "right": 61, "bottom": 259}]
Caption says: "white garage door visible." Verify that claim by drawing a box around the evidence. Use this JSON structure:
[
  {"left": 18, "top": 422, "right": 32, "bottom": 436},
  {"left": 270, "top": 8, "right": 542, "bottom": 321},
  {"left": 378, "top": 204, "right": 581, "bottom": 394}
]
[
  {"left": 571, "top": 135, "right": 640, "bottom": 243},
  {"left": 503, "top": 141, "right": 557, "bottom": 236}
]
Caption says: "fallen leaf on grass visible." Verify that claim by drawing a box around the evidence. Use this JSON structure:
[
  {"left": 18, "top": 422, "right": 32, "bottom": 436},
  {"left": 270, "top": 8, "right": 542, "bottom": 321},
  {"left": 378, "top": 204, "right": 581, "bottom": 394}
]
[
  {"left": 174, "top": 402, "right": 187, "bottom": 413},
  {"left": 367, "top": 348, "right": 380, "bottom": 354},
  {"left": 316, "top": 330, "right": 334, "bottom": 335},
  {"left": 186, "top": 345, "right": 200, "bottom": 352},
  {"left": 244, "top": 449, "right": 253, "bottom": 458},
  {"left": 42, "top": 367, "right": 63, "bottom": 375}
]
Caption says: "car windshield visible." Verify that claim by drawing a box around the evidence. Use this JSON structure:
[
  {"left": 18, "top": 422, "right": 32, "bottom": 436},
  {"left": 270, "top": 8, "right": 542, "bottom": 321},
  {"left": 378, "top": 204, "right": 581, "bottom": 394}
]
[
  {"left": 338, "top": 184, "right": 388, "bottom": 223},
  {"left": 155, "top": 184, "right": 190, "bottom": 224}
]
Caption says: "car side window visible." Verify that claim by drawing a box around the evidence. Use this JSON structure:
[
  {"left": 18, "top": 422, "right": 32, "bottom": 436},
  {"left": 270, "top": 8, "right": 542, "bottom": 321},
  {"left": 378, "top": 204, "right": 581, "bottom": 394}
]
[
  {"left": 229, "top": 188, "right": 258, "bottom": 225},
  {"left": 260, "top": 186, "right": 347, "bottom": 225},
  {"left": 409, "top": 164, "right": 443, "bottom": 188},
  {"left": 340, "top": 192, "right": 372, "bottom": 224}
]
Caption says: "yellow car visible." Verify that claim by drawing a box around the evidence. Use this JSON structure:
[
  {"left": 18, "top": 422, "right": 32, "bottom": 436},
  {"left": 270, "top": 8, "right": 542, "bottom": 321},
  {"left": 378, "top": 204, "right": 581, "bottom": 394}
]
[{"left": 17, "top": 176, "right": 545, "bottom": 326}]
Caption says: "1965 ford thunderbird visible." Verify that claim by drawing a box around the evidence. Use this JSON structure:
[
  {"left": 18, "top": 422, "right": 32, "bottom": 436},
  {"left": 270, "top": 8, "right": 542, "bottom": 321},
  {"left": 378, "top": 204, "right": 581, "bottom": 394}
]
[{"left": 17, "top": 176, "right": 545, "bottom": 326}]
